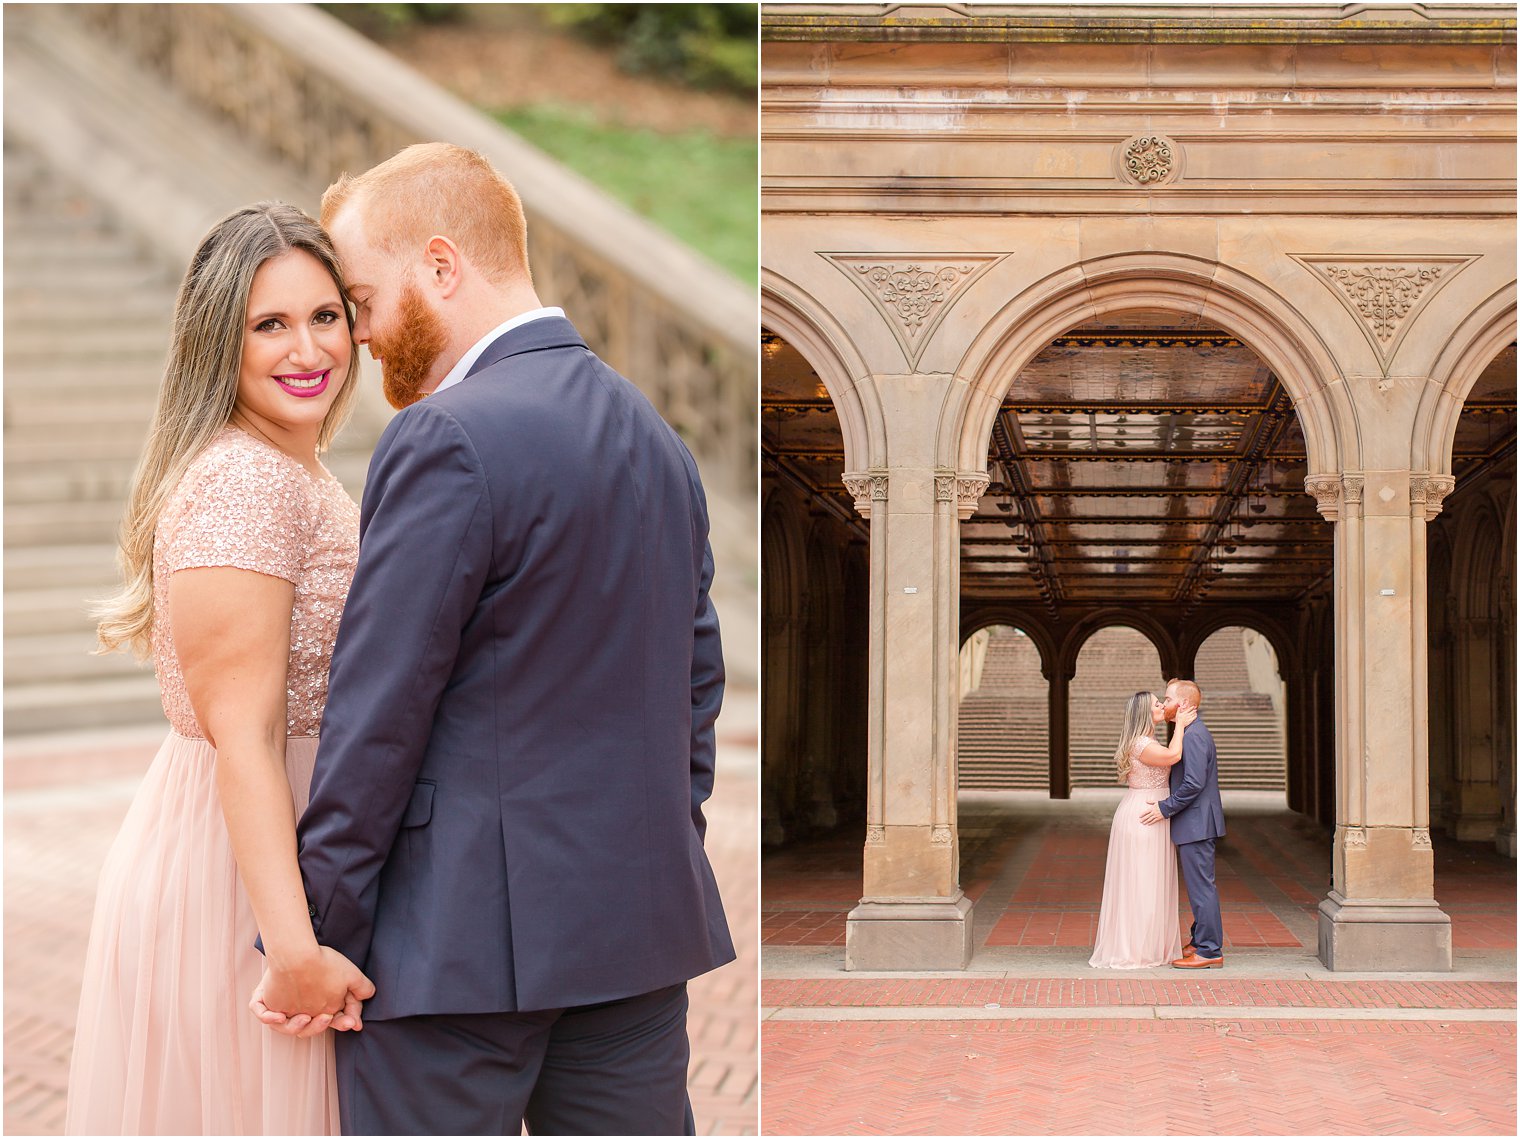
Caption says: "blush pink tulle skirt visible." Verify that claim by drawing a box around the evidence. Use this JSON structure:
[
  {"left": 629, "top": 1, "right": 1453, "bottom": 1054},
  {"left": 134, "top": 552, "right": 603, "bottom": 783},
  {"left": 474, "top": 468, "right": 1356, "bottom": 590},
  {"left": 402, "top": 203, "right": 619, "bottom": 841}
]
[
  {"left": 1088, "top": 787, "right": 1186, "bottom": 969},
  {"left": 65, "top": 731, "right": 338, "bottom": 1135}
]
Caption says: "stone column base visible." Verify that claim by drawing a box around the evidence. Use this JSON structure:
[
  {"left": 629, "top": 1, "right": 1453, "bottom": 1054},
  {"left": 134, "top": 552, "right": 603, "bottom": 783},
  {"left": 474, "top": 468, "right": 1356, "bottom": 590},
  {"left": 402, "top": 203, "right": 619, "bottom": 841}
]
[
  {"left": 1497, "top": 829, "right": 1517, "bottom": 858},
  {"left": 845, "top": 894, "right": 974, "bottom": 971},
  {"left": 1317, "top": 892, "right": 1452, "bottom": 971}
]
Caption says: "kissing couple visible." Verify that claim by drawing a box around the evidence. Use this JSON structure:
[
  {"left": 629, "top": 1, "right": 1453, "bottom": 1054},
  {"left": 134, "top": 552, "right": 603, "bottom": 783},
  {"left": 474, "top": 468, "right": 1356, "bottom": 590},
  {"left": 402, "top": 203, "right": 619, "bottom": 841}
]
[
  {"left": 1089, "top": 679, "right": 1227, "bottom": 970},
  {"left": 67, "top": 143, "right": 735, "bottom": 1135}
]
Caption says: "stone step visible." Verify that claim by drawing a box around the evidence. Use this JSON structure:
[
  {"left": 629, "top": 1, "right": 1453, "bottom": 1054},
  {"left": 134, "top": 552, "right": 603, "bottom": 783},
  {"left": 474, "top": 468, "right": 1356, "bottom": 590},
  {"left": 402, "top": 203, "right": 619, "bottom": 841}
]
[
  {"left": 3, "top": 461, "right": 138, "bottom": 506},
  {"left": 4, "top": 324, "right": 174, "bottom": 362},
  {"left": 5, "top": 500, "right": 125, "bottom": 547},
  {"left": 3, "top": 292, "right": 176, "bottom": 326},
  {"left": 5, "top": 396, "right": 160, "bottom": 430},
  {"left": 5, "top": 631, "right": 149, "bottom": 684},
  {"left": 6, "top": 434, "right": 154, "bottom": 469},
  {"left": 3, "top": 232, "right": 156, "bottom": 265},
  {"left": 4, "top": 587, "right": 106, "bottom": 637},
  {"left": 6, "top": 260, "right": 176, "bottom": 296},
  {"left": 0, "top": 361, "right": 168, "bottom": 393},
  {"left": 4, "top": 675, "right": 164, "bottom": 737},
  {"left": 5, "top": 544, "right": 120, "bottom": 590}
]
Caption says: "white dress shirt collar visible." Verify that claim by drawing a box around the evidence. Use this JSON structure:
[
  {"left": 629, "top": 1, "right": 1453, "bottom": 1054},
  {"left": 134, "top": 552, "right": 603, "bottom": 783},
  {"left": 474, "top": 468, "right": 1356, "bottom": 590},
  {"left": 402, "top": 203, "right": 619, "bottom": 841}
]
[{"left": 430, "top": 306, "right": 566, "bottom": 397}]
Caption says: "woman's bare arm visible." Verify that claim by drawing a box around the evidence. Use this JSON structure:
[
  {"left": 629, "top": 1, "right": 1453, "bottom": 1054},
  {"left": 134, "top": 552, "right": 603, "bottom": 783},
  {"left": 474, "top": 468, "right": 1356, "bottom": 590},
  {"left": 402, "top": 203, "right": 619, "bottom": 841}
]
[
  {"left": 1136, "top": 705, "right": 1197, "bottom": 768},
  {"left": 170, "top": 566, "right": 372, "bottom": 1036}
]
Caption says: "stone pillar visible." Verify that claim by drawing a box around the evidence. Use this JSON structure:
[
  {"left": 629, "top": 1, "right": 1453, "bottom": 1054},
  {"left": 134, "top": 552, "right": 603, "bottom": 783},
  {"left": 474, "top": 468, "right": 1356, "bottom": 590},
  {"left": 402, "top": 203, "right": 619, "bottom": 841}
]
[
  {"left": 1045, "top": 666, "right": 1073, "bottom": 799},
  {"left": 1307, "top": 472, "right": 1453, "bottom": 971},
  {"left": 1497, "top": 576, "right": 1517, "bottom": 858},
  {"left": 841, "top": 459, "right": 987, "bottom": 970},
  {"left": 1284, "top": 663, "right": 1309, "bottom": 815},
  {"left": 1449, "top": 608, "right": 1504, "bottom": 842}
]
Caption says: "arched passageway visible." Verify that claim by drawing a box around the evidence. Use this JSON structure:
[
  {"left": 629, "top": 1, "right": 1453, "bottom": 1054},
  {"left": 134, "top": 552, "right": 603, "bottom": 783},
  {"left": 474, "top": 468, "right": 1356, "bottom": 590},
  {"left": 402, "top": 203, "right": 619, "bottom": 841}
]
[
  {"left": 957, "top": 626, "right": 1049, "bottom": 791},
  {"left": 1194, "top": 626, "right": 1288, "bottom": 794},
  {"left": 1069, "top": 627, "right": 1165, "bottom": 788},
  {"left": 1427, "top": 342, "right": 1517, "bottom": 851}
]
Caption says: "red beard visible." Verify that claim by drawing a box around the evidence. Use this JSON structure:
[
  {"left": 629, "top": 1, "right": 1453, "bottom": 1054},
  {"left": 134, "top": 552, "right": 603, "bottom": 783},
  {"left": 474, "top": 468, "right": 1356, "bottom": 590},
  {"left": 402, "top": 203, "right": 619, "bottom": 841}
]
[{"left": 369, "top": 282, "right": 450, "bottom": 410}]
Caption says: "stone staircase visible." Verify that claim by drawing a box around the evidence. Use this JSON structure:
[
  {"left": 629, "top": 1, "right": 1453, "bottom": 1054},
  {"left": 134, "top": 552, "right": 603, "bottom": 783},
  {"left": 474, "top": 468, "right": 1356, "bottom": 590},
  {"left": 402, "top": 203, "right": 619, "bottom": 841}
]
[
  {"left": 958, "top": 624, "right": 1286, "bottom": 792},
  {"left": 958, "top": 628, "right": 1049, "bottom": 790},
  {"left": 4, "top": 144, "right": 171, "bottom": 735}
]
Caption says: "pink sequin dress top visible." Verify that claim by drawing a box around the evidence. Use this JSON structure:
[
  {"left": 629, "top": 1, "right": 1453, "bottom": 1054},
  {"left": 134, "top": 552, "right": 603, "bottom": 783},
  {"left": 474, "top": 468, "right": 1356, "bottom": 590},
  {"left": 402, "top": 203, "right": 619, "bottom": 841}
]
[
  {"left": 67, "top": 426, "right": 359, "bottom": 1135},
  {"left": 1088, "top": 735, "right": 1186, "bottom": 969}
]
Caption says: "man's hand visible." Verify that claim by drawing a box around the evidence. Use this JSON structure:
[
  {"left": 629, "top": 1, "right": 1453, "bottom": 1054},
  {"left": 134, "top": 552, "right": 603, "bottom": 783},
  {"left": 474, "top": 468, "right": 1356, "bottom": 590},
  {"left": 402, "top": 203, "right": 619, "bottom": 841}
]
[
  {"left": 1139, "top": 802, "right": 1165, "bottom": 826},
  {"left": 249, "top": 945, "right": 375, "bottom": 1038}
]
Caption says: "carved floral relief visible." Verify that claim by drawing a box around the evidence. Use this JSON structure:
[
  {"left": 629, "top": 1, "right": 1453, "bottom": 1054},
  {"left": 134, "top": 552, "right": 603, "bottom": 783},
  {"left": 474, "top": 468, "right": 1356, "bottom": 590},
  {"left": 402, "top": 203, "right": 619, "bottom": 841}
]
[
  {"left": 823, "top": 253, "right": 1008, "bottom": 369},
  {"left": 1291, "top": 255, "right": 1478, "bottom": 371}
]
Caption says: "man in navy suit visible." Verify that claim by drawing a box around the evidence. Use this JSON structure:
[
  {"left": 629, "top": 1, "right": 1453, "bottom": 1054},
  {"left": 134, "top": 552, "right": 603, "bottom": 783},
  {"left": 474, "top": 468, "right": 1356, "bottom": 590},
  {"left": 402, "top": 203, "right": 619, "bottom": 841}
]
[
  {"left": 255, "top": 143, "right": 734, "bottom": 1134},
  {"left": 1140, "top": 678, "right": 1226, "bottom": 968}
]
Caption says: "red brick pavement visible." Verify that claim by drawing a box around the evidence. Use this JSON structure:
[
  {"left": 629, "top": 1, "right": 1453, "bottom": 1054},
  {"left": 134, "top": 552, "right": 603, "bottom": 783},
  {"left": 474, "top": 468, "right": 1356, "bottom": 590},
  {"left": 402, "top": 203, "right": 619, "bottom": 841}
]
[
  {"left": 761, "top": 1020, "right": 1517, "bottom": 1135},
  {"left": 763, "top": 791, "right": 1517, "bottom": 954},
  {"left": 5, "top": 705, "right": 759, "bottom": 1137},
  {"left": 763, "top": 977, "right": 1518, "bottom": 1010}
]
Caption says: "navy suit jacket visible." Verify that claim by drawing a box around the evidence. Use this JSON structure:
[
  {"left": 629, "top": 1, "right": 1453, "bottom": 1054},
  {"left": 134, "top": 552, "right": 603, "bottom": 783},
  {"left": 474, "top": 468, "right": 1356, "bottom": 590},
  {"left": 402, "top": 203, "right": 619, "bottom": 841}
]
[
  {"left": 1157, "top": 715, "right": 1226, "bottom": 845},
  {"left": 296, "top": 316, "right": 734, "bottom": 1019}
]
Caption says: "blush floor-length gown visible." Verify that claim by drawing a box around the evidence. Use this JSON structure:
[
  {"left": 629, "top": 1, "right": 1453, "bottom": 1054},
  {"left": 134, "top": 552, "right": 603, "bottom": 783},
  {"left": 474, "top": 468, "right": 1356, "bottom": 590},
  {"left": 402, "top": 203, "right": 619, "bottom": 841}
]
[
  {"left": 1088, "top": 736, "right": 1185, "bottom": 969},
  {"left": 65, "top": 427, "right": 359, "bottom": 1135}
]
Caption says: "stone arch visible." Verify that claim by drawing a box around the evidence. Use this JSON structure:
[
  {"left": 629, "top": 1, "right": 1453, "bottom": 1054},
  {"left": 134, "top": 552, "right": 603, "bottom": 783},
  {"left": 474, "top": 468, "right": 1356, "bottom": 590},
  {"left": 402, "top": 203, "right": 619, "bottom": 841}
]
[
  {"left": 1456, "top": 497, "right": 1503, "bottom": 622},
  {"left": 761, "top": 268, "right": 887, "bottom": 475},
  {"left": 1180, "top": 607, "right": 1299, "bottom": 684},
  {"left": 944, "top": 252, "right": 1345, "bottom": 478},
  {"left": 1057, "top": 608, "right": 1180, "bottom": 682},
  {"left": 958, "top": 606, "right": 1057, "bottom": 679},
  {"left": 1416, "top": 282, "right": 1518, "bottom": 474}
]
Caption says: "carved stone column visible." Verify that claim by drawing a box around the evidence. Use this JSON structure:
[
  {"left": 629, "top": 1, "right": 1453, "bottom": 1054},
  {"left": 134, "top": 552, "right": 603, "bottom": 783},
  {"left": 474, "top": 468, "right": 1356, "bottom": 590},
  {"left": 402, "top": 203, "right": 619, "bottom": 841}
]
[
  {"left": 1044, "top": 665, "right": 1074, "bottom": 799},
  {"left": 1308, "top": 472, "right": 1453, "bottom": 971},
  {"left": 841, "top": 461, "right": 985, "bottom": 970}
]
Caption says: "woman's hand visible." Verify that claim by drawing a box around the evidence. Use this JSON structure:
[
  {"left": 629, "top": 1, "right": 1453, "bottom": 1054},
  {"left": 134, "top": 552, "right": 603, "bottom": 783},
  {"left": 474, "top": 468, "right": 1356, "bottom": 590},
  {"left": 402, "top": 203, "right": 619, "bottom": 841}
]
[
  {"left": 250, "top": 947, "right": 375, "bottom": 1037},
  {"left": 1175, "top": 705, "right": 1198, "bottom": 729}
]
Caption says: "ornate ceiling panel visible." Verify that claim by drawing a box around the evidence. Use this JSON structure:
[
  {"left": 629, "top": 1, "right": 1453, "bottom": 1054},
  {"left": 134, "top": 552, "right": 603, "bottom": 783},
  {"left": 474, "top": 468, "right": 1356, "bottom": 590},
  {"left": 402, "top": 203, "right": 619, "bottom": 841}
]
[{"left": 761, "top": 320, "right": 1515, "bottom": 611}]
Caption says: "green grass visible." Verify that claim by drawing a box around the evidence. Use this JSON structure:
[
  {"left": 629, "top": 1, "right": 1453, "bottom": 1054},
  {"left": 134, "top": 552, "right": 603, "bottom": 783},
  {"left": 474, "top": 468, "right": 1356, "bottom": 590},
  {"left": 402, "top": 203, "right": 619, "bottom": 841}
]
[{"left": 494, "top": 104, "right": 757, "bottom": 285}]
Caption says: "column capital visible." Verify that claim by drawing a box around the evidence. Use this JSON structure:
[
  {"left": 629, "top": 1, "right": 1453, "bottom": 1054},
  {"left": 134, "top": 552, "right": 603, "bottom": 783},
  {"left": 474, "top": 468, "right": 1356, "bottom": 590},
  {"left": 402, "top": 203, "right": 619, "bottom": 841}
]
[
  {"left": 955, "top": 471, "right": 989, "bottom": 521},
  {"left": 842, "top": 470, "right": 888, "bottom": 519},
  {"left": 1410, "top": 474, "right": 1456, "bottom": 521},
  {"left": 1304, "top": 472, "right": 1364, "bottom": 521}
]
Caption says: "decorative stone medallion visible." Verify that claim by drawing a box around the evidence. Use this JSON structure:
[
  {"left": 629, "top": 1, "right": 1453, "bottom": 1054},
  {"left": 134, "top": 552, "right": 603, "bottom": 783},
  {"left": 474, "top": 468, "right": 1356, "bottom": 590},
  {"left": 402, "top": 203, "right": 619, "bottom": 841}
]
[
  {"left": 1118, "top": 134, "right": 1179, "bottom": 186},
  {"left": 823, "top": 253, "right": 1008, "bottom": 370}
]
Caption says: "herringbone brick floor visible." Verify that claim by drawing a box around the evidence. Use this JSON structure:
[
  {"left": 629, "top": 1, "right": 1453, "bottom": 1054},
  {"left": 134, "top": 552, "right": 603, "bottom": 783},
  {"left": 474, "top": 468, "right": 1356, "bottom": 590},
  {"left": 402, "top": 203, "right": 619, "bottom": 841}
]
[
  {"left": 761, "top": 1019, "right": 1516, "bottom": 1135},
  {"left": 763, "top": 791, "right": 1516, "bottom": 953},
  {"left": 4, "top": 693, "right": 759, "bottom": 1137}
]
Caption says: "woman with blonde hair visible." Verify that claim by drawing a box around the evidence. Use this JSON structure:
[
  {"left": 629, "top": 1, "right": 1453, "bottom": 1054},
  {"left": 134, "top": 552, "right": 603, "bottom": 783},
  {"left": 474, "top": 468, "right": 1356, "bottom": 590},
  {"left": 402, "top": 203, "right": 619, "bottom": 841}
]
[
  {"left": 1088, "top": 691, "right": 1196, "bottom": 969},
  {"left": 67, "top": 202, "right": 373, "bottom": 1134}
]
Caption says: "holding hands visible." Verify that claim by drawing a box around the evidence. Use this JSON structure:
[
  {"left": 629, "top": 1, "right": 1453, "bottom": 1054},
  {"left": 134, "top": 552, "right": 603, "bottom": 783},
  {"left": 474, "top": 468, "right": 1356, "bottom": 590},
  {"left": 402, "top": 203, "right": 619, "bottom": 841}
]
[{"left": 249, "top": 945, "right": 374, "bottom": 1037}]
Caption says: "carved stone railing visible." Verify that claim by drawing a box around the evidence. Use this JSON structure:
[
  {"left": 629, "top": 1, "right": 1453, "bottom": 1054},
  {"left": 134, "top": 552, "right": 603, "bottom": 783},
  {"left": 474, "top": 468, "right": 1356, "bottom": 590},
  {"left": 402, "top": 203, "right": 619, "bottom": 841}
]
[{"left": 71, "top": 2, "right": 755, "bottom": 495}]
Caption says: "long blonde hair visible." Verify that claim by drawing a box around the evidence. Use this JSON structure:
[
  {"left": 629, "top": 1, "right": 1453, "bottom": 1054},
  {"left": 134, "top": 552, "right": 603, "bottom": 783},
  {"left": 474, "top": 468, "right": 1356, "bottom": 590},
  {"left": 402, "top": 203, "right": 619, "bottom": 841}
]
[
  {"left": 94, "top": 203, "right": 360, "bottom": 659},
  {"left": 1114, "top": 692, "right": 1157, "bottom": 781}
]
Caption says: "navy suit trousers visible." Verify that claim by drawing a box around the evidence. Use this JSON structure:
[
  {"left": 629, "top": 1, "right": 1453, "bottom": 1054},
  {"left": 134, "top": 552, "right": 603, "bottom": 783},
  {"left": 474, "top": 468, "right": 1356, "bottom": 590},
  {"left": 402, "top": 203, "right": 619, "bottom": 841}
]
[
  {"left": 335, "top": 983, "right": 695, "bottom": 1136},
  {"left": 1177, "top": 838, "right": 1223, "bottom": 958}
]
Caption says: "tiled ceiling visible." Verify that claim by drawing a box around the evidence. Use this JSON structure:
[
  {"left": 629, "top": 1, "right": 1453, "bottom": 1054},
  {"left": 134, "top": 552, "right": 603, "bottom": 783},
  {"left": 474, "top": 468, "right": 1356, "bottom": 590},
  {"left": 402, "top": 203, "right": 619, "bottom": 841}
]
[{"left": 762, "top": 321, "right": 1516, "bottom": 611}]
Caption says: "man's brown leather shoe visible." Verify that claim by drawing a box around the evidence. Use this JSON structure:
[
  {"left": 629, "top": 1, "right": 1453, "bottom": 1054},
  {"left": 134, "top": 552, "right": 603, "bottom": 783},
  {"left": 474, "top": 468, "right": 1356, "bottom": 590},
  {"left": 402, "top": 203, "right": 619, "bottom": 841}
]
[{"left": 1172, "top": 953, "right": 1223, "bottom": 968}]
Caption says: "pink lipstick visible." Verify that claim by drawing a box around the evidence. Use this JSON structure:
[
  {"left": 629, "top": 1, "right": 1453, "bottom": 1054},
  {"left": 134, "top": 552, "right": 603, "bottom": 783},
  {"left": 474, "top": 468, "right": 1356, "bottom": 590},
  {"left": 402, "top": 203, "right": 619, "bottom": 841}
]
[{"left": 274, "top": 369, "right": 330, "bottom": 398}]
